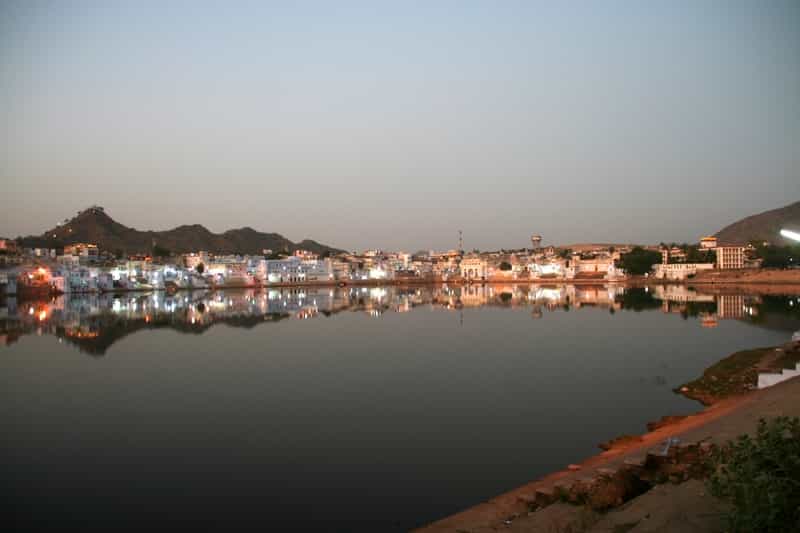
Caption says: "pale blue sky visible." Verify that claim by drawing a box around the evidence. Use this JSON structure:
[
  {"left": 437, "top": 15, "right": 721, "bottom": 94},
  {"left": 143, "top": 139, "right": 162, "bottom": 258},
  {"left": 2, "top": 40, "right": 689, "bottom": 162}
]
[{"left": 1, "top": 1, "right": 798, "bottom": 250}]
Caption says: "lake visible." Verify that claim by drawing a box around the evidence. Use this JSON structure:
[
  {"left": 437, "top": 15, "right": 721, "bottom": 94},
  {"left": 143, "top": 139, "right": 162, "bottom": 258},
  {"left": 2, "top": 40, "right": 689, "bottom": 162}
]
[{"left": 2, "top": 284, "right": 799, "bottom": 531}]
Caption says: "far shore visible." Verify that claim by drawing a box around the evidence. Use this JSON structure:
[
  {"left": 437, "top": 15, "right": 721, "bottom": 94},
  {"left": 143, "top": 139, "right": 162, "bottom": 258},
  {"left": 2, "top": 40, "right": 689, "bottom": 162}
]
[{"left": 5, "top": 268, "right": 800, "bottom": 301}]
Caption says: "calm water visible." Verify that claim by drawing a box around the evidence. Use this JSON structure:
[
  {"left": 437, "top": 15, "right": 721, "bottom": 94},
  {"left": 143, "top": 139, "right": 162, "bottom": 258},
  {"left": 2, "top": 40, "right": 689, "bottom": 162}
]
[{"left": 2, "top": 285, "right": 799, "bottom": 531}]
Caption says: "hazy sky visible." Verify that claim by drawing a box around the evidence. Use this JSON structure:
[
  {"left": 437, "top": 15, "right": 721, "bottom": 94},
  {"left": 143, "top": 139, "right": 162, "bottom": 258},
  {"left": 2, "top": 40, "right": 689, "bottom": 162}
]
[{"left": 1, "top": 1, "right": 798, "bottom": 251}]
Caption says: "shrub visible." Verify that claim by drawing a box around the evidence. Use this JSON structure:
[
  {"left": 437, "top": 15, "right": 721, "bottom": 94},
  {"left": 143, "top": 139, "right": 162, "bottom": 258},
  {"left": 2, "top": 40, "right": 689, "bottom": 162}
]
[{"left": 708, "top": 416, "right": 800, "bottom": 532}]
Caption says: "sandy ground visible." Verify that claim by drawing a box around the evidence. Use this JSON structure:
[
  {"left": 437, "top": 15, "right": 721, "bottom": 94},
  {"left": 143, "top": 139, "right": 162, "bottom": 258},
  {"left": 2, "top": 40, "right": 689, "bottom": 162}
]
[
  {"left": 415, "top": 373, "right": 800, "bottom": 532},
  {"left": 689, "top": 268, "right": 800, "bottom": 285}
]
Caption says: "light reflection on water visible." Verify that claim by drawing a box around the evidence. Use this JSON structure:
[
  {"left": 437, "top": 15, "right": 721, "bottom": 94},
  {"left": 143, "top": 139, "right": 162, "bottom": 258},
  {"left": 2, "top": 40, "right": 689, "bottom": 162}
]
[
  {"left": 3, "top": 285, "right": 797, "bottom": 355},
  {"left": 1, "top": 284, "right": 799, "bottom": 531}
]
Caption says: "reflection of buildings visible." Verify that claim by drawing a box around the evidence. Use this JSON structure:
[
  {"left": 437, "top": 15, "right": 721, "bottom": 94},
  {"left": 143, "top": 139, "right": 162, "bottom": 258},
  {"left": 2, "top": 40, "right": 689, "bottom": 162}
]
[
  {"left": 647, "top": 286, "right": 762, "bottom": 326},
  {"left": 700, "top": 314, "right": 718, "bottom": 328},
  {"left": 0, "top": 284, "right": 785, "bottom": 354},
  {"left": 717, "top": 295, "right": 745, "bottom": 319}
]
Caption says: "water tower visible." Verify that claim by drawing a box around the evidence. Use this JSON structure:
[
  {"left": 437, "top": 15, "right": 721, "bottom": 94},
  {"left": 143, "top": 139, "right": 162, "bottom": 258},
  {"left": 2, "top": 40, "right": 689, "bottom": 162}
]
[{"left": 531, "top": 234, "right": 542, "bottom": 250}]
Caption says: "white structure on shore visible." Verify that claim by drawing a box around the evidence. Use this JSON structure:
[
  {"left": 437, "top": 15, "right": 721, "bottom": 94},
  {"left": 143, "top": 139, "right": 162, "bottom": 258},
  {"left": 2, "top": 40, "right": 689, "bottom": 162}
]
[{"left": 652, "top": 263, "right": 714, "bottom": 280}]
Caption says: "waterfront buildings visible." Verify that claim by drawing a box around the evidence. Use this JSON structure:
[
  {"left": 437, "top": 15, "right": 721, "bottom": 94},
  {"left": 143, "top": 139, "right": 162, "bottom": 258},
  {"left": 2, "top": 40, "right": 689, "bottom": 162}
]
[
  {"left": 460, "top": 256, "right": 488, "bottom": 280},
  {"left": 715, "top": 245, "right": 746, "bottom": 270},
  {"left": 652, "top": 262, "right": 714, "bottom": 280},
  {"left": 0, "top": 238, "right": 17, "bottom": 254},
  {"left": 0, "top": 228, "right": 771, "bottom": 297}
]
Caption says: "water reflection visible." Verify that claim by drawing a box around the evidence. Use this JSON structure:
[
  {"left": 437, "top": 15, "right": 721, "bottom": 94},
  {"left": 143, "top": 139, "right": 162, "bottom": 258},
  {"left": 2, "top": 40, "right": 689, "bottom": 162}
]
[{"left": 2, "top": 284, "right": 799, "bottom": 356}]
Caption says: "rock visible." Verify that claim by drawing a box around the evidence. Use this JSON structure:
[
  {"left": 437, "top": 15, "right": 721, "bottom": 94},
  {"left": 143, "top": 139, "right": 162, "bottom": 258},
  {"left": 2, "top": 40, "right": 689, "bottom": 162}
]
[{"left": 567, "top": 464, "right": 582, "bottom": 471}]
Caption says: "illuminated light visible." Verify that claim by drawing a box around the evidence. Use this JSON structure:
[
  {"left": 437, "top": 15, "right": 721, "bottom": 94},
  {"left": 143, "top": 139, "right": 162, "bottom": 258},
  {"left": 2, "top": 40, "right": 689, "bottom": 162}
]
[
  {"left": 780, "top": 229, "right": 800, "bottom": 242},
  {"left": 28, "top": 307, "right": 34, "bottom": 316},
  {"left": 38, "top": 310, "right": 47, "bottom": 321}
]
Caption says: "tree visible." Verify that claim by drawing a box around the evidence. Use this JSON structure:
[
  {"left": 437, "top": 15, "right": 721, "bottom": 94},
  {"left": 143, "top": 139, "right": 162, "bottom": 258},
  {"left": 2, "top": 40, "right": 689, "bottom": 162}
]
[
  {"left": 152, "top": 244, "right": 171, "bottom": 258},
  {"left": 754, "top": 244, "right": 800, "bottom": 269},
  {"left": 709, "top": 417, "right": 800, "bottom": 532},
  {"left": 616, "top": 246, "right": 662, "bottom": 275},
  {"left": 499, "top": 261, "right": 512, "bottom": 271},
  {"left": 196, "top": 262, "right": 205, "bottom": 274},
  {"left": 685, "top": 246, "right": 716, "bottom": 264}
]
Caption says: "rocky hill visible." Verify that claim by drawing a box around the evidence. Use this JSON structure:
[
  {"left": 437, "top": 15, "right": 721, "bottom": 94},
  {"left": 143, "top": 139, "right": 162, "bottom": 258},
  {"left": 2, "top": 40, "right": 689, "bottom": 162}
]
[
  {"left": 715, "top": 201, "right": 800, "bottom": 245},
  {"left": 21, "top": 206, "right": 346, "bottom": 256}
]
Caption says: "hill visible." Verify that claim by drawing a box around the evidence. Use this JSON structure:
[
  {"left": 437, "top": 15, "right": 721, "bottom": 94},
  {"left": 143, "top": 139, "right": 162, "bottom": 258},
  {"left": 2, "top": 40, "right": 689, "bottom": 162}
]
[
  {"left": 21, "top": 206, "right": 346, "bottom": 256},
  {"left": 715, "top": 201, "right": 800, "bottom": 245}
]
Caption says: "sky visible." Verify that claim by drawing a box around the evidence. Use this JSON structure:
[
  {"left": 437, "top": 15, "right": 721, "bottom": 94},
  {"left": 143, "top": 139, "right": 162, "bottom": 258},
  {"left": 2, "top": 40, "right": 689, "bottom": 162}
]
[{"left": 1, "top": 1, "right": 799, "bottom": 251}]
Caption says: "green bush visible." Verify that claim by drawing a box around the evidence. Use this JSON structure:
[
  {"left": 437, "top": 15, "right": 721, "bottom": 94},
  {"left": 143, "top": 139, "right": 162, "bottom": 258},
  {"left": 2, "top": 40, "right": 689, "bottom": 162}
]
[
  {"left": 708, "top": 417, "right": 800, "bottom": 532},
  {"left": 616, "top": 246, "right": 661, "bottom": 275}
]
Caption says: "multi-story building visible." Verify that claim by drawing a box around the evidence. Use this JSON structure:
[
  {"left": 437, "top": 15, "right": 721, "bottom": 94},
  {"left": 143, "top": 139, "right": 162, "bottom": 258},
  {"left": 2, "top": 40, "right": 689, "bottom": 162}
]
[
  {"left": 460, "top": 256, "right": 488, "bottom": 280},
  {"left": 0, "top": 238, "right": 18, "bottom": 254},
  {"left": 529, "top": 259, "right": 567, "bottom": 279},
  {"left": 293, "top": 249, "right": 318, "bottom": 261},
  {"left": 715, "top": 246, "right": 746, "bottom": 270},
  {"left": 567, "top": 252, "right": 625, "bottom": 280},
  {"left": 699, "top": 236, "right": 718, "bottom": 249},
  {"left": 184, "top": 251, "right": 210, "bottom": 270},
  {"left": 63, "top": 243, "right": 99, "bottom": 264},
  {"left": 263, "top": 257, "right": 332, "bottom": 284}
]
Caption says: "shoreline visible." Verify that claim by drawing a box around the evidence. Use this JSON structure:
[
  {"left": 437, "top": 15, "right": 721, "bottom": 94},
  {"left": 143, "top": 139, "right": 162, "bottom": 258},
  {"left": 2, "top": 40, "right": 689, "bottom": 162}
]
[
  {"left": 415, "top": 340, "right": 800, "bottom": 532},
  {"left": 5, "top": 269, "right": 800, "bottom": 301}
]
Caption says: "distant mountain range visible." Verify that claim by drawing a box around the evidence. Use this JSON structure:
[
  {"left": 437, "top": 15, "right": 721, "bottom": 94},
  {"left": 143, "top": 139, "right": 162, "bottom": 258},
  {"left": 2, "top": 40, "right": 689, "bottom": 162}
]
[
  {"left": 20, "top": 207, "right": 346, "bottom": 256},
  {"left": 715, "top": 201, "right": 800, "bottom": 245}
]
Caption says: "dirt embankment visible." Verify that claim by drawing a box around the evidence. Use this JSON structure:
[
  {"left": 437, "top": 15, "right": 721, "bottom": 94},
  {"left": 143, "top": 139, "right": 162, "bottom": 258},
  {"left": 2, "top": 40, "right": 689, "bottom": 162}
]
[{"left": 690, "top": 268, "right": 800, "bottom": 284}]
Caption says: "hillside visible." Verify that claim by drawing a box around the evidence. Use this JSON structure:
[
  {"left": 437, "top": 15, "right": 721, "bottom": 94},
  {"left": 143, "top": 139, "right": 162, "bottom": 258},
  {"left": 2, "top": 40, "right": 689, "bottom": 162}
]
[
  {"left": 21, "top": 206, "right": 346, "bottom": 256},
  {"left": 715, "top": 201, "right": 800, "bottom": 245}
]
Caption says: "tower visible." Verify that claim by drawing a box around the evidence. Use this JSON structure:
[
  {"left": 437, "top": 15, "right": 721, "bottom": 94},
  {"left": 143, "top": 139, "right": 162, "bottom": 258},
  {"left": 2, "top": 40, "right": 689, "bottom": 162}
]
[
  {"left": 459, "top": 230, "right": 463, "bottom": 252},
  {"left": 531, "top": 234, "right": 542, "bottom": 250}
]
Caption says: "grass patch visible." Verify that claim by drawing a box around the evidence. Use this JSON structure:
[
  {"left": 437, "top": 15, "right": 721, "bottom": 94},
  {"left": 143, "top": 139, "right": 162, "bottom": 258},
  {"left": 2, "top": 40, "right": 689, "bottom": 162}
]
[{"left": 677, "top": 347, "right": 768, "bottom": 404}]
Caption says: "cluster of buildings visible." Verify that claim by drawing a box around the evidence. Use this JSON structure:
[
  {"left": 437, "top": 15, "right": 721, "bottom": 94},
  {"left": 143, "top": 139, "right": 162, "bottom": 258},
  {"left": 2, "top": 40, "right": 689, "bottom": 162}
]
[
  {"left": 0, "top": 231, "right": 769, "bottom": 297},
  {"left": 0, "top": 240, "right": 631, "bottom": 297},
  {"left": 652, "top": 236, "right": 755, "bottom": 280}
]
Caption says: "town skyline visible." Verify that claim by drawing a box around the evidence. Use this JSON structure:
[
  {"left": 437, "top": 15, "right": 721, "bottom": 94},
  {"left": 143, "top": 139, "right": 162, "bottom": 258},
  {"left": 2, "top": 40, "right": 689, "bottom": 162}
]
[
  {"left": 2, "top": 200, "right": 797, "bottom": 254},
  {"left": 3, "top": 2, "right": 799, "bottom": 250}
]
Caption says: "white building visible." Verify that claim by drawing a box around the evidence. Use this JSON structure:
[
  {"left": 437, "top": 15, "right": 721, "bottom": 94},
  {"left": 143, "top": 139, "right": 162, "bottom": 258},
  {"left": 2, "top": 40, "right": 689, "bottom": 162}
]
[
  {"left": 460, "top": 257, "right": 488, "bottom": 280},
  {"left": 652, "top": 263, "right": 714, "bottom": 280},
  {"left": 715, "top": 246, "right": 746, "bottom": 270},
  {"left": 699, "top": 236, "right": 718, "bottom": 249}
]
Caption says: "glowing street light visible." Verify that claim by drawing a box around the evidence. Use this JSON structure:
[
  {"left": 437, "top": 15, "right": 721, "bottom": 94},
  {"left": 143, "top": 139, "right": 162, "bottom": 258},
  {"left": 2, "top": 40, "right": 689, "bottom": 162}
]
[{"left": 780, "top": 229, "right": 800, "bottom": 243}]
